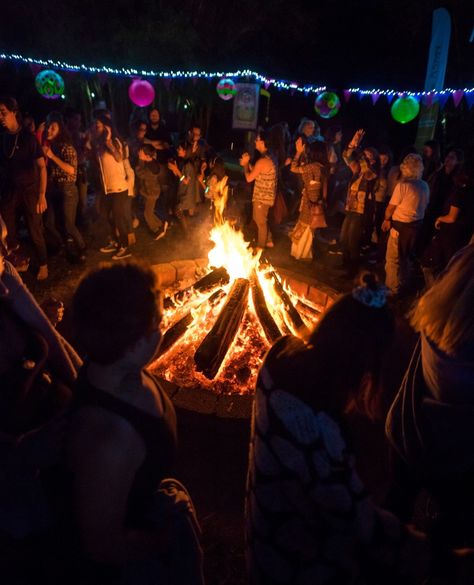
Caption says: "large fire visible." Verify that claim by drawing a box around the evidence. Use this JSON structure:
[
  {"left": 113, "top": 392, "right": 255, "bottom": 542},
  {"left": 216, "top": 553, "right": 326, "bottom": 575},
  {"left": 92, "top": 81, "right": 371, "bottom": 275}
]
[{"left": 149, "top": 222, "right": 320, "bottom": 394}]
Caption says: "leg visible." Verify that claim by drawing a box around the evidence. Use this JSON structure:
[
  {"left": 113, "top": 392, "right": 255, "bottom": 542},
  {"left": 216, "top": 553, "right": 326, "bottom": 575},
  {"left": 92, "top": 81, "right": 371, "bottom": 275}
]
[
  {"left": 111, "top": 191, "right": 130, "bottom": 249},
  {"left": 252, "top": 201, "right": 270, "bottom": 248},
  {"left": 62, "top": 183, "right": 85, "bottom": 251},
  {"left": 22, "top": 191, "right": 48, "bottom": 275},
  {"left": 385, "top": 230, "right": 400, "bottom": 293},
  {"left": 143, "top": 196, "right": 162, "bottom": 233}
]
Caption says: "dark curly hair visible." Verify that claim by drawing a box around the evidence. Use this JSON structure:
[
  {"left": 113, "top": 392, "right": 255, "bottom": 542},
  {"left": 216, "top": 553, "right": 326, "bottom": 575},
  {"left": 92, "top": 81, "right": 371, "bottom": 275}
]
[{"left": 73, "top": 262, "right": 162, "bottom": 364}]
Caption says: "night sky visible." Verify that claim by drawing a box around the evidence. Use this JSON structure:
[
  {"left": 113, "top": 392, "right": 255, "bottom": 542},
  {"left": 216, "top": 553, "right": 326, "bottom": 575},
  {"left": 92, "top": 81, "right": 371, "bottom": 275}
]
[{"left": 1, "top": 0, "right": 473, "bottom": 90}]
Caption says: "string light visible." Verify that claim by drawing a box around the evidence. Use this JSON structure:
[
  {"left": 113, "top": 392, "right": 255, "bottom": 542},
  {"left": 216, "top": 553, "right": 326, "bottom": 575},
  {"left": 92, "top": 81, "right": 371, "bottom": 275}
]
[{"left": 1, "top": 51, "right": 473, "bottom": 97}]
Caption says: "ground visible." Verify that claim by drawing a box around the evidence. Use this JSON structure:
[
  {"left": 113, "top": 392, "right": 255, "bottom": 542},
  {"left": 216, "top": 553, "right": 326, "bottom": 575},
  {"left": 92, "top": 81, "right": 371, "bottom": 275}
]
[{"left": 14, "top": 203, "right": 418, "bottom": 585}]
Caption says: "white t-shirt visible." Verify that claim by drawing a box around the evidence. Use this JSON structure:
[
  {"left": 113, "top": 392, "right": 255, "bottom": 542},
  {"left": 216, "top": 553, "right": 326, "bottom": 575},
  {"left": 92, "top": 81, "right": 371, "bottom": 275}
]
[
  {"left": 98, "top": 140, "right": 128, "bottom": 194},
  {"left": 390, "top": 179, "right": 429, "bottom": 223}
]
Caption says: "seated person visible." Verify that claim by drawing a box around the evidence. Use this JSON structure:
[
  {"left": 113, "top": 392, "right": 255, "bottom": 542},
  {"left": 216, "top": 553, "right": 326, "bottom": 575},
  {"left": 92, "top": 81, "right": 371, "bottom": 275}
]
[{"left": 64, "top": 261, "right": 203, "bottom": 584}]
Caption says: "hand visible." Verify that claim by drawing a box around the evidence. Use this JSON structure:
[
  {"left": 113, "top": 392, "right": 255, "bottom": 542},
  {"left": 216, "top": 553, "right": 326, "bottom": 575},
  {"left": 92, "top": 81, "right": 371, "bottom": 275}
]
[
  {"left": 434, "top": 217, "right": 442, "bottom": 230},
  {"left": 167, "top": 161, "right": 179, "bottom": 175},
  {"left": 381, "top": 219, "right": 391, "bottom": 232},
  {"left": 295, "top": 137, "right": 305, "bottom": 154},
  {"left": 201, "top": 161, "right": 207, "bottom": 173},
  {"left": 138, "top": 149, "right": 147, "bottom": 161},
  {"left": 351, "top": 128, "right": 365, "bottom": 147},
  {"left": 42, "top": 145, "right": 53, "bottom": 159},
  {"left": 36, "top": 195, "right": 47, "bottom": 214},
  {"left": 239, "top": 152, "right": 250, "bottom": 166},
  {"left": 105, "top": 126, "right": 112, "bottom": 141}
]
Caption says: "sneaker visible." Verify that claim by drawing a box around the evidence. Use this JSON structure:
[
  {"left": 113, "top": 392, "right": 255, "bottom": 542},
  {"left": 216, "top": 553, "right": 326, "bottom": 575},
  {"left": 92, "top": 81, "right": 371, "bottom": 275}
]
[
  {"left": 154, "top": 224, "right": 167, "bottom": 241},
  {"left": 112, "top": 247, "right": 131, "bottom": 260},
  {"left": 100, "top": 241, "right": 118, "bottom": 254}
]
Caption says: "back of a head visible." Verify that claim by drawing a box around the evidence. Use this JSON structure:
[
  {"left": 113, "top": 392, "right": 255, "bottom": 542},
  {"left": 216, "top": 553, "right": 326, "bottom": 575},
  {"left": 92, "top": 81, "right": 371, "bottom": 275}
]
[
  {"left": 73, "top": 262, "right": 161, "bottom": 365},
  {"left": 271, "top": 273, "right": 394, "bottom": 417},
  {"left": 307, "top": 140, "right": 328, "bottom": 166},
  {"left": 411, "top": 246, "right": 474, "bottom": 356},
  {"left": 400, "top": 153, "right": 424, "bottom": 180}
]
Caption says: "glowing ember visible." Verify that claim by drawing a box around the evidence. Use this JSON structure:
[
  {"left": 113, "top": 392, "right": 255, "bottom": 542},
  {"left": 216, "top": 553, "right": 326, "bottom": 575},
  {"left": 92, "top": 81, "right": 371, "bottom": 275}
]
[{"left": 149, "top": 221, "right": 320, "bottom": 394}]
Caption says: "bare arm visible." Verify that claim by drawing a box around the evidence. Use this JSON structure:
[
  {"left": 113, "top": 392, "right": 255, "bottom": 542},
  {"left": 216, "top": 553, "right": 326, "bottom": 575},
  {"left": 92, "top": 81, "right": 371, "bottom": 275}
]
[
  {"left": 36, "top": 157, "right": 47, "bottom": 214},
  {"left": 71, "top": 413, "right": 172, "bottom": 563},
  {"left": 242, "top": 157, "right": 269, "bottom": 183},
  {"left": 435, "top": 206, "right": 460, "bottom": 229}
]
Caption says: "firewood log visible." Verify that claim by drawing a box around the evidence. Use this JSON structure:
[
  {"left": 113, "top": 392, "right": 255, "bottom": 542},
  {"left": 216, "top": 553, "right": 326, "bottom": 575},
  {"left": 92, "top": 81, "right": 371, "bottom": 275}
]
[
  {"left": 250, "top": 271, "right": 282, "bottom": 344},
  {"left": 164, "top": 266, "right": 229, "bottom": 308}
]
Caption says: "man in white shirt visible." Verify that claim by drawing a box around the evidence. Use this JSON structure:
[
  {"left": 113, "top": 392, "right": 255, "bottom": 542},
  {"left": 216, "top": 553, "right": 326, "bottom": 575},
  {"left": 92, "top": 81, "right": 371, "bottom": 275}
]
[{"left": 382, "top": 154, "right": 429, "bottom": 295}]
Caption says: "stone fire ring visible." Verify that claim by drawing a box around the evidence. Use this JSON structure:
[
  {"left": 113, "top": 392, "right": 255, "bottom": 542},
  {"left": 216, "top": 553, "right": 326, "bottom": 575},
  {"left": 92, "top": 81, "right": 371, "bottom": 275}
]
[{"left": 150, "top": 258, "right": 338, "bottom": 419}]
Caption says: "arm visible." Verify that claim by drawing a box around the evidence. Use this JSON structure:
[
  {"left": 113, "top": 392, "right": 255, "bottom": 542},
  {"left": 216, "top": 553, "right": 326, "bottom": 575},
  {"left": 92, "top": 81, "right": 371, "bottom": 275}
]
[
  {"left": 3, "top": 261, "right": 80, "bottom": 384},
  {"left": 435, "top": 206, "right": 460, "bottom": 229},
  {"left": 36, "top": 157, "right": 47, "bottom": 214},
  {"left": 43, "top": 145, "right": 76, "bottom": 176},
  {"left": 382, "top": 204, "right": 397, "bottom": 232},
  {"left": 71, "top": 414, "right": 173, "bottom": 563},
  {"left": 242, "top": 157, "right": 269, "bottom": 183}
]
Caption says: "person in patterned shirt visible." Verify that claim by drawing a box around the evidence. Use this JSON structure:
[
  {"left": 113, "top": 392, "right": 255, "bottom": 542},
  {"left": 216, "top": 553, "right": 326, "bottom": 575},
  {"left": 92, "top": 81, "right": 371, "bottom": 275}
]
[
  {"left": 42, "top": 113, "right": 86, "bottom": 261},
  {"left": 246, "top": 273, "right": 431, "bottom": 585}
]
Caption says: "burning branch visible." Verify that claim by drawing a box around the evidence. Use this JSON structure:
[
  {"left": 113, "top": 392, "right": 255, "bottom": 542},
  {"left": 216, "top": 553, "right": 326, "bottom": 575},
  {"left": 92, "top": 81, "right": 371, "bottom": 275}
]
[
  {"left": 156, "top": 288, "right": 226, "bottom": 359},
  {"left": 164, "top": 266, "right": 229, "bottom": 308},
  {"left": 250, "top": 271, "right": 282, "bottom": 344},
  {"left": 268, "top": 271, "right": 310, "bottom": 338},
  {"left": 194, "top": 278, "right": 250, "bottom": 379}
]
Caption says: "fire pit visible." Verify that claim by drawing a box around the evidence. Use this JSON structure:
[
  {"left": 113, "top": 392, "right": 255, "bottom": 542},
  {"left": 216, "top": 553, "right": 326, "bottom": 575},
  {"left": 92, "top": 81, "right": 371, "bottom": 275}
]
[{"left": 148, "top": 223, "right": 337, "bottom": 418}]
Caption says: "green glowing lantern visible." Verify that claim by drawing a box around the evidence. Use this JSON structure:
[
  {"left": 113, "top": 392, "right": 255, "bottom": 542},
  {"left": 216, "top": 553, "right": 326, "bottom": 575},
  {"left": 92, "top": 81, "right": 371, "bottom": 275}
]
[
  {"left": 216, "top": 78, "right": 236, "bottom": 101},
  {"left": 314, "top": 92, "right": 341, "bottom": 119},
  {"left": 390, "top": 96, "right": 420, "bottom": 124},
  {"left": 35, "top": 70, "right": 65, "bottom": 100}
]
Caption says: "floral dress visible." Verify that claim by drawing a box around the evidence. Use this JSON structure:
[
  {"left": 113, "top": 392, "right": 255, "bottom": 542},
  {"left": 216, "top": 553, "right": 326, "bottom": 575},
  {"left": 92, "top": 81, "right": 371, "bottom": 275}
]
[{"left": 246, "top": 336, "right": 424, "bottom": 585}]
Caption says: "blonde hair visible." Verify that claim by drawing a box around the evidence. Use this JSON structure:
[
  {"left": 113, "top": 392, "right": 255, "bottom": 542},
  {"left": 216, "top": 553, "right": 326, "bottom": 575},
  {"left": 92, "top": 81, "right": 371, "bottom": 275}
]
[
  {"left": 400, "top": 153, "right": 423, "bottom": 180},
  {"left": 411, "top": 246, "right": 474, "bottom": 355}
]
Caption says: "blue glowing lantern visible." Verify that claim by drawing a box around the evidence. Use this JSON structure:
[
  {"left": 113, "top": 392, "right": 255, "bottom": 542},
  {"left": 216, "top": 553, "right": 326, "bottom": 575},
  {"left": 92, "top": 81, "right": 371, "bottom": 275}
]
[{"left": 35, "top": 70, "right": 65, "bottom": 100}]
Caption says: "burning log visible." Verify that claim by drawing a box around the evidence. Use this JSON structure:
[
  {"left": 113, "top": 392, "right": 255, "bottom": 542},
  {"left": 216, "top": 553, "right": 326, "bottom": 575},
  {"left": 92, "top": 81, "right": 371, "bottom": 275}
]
[
  {"left": 268, "top": 271, "right": 310, "bottom": 337},
  {"left": 194, "top": 278, "right": 249, "bottom": 379},
  {"left": 250, "top": 271, "right": 282, "bottom": 344},
  {"left": 164, "top": 266, "right": 229, "bottom": 309},
  {"left": 156, "top": 289, "right": 226, "bottom": 359}
]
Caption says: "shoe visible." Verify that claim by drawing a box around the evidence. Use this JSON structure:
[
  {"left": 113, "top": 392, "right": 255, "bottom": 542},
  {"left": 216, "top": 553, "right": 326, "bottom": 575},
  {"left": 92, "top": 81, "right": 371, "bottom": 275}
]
[
  {"left": 112, "top": 247, "right": 131, "bottom": 260},
  {"left": 100, "top": 241, "right": 118, "bottom": 253},
  {"left": 154, "top": 224, "right": 167, "bottom": 241},
  {"left": 132, "top": 217, "right": 140, "bottom": 229}
]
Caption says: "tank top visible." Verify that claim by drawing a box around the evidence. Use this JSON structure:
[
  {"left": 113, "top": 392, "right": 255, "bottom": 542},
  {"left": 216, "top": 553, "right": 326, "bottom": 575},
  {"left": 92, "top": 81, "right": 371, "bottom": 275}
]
[
  {"left": 253, "top": 155, "right": 277, "bottom": 206},
  {"left": 74, "top": 367, "right": 178, "bottom": 526}
]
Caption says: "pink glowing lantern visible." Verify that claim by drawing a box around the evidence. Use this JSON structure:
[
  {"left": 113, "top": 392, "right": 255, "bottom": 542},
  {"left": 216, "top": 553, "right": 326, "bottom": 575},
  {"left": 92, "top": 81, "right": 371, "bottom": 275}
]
[{"left": 128, "top": 79, "right": 155, "bottom": 107}]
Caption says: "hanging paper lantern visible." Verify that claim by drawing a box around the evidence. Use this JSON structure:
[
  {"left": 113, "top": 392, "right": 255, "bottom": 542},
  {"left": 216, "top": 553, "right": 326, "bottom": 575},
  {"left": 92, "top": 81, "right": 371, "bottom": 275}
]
[
  {"left": 390, "top": 96, "right": 420, "bottom": 124},
  {"left": 314, "top": 91, "right": 341, "bottom": 119},
  {"left": 35, "top": 70, "right": 65, "bottom": 100},
  {"left": 128, "top": 79, "right": 155, "bottom": 107},
  {"left": 216, "top": 78, "right": 236, "bottom": 101}
]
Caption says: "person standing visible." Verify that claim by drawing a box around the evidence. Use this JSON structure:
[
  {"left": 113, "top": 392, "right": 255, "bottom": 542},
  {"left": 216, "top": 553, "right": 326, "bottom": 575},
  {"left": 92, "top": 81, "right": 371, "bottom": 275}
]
[
  {"left": 240, "top": 130, "right": 277, "bottom": 249},
  {"left": 382, "top": 154, "right": 429, "bottom": 295},
  {"left": 93, "top": 114, "right": 131, "bottom": 260},
  {"left": 0, "top": 97, "right": 48, "bottom": 280},
  {"left": 42, "top": 113, "right": 87, "bottom": 262}
]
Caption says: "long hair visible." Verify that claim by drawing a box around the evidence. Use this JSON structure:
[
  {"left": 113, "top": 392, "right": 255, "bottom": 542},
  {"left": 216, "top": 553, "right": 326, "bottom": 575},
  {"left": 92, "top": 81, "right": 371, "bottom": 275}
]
[
  {"left": 93, "top": 112, "right": 122, "bottom": 150},
  {"left": 45, "top": 111, "right": 72, "bottom": 147},
  {"left": 265, "top": 275, "right": 395, "bottom": 419},
  {"left": 411, "top": 245, "right": 474, "bottom": 356}
]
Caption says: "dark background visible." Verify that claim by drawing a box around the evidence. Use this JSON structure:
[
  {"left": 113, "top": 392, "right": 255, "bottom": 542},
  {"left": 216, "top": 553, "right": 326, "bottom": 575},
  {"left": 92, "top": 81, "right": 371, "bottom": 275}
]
[{"left": 1, "top": 0, "right": 473, "bottom": 157}]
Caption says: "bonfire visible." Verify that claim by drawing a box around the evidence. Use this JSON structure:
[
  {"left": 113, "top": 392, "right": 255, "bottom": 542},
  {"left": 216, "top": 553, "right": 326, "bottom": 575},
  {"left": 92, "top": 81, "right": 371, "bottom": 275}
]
[{"left": 149, "top": 222, "right": 321, "bottom": 395}]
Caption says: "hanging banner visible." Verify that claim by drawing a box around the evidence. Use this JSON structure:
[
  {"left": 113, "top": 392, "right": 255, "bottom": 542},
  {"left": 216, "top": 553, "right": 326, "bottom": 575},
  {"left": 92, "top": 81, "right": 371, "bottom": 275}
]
[
  {"left": 415, "top": 7, "right": 451, "bottom": 151},
  {"left": 232, "top": 83, "right": 260, "bottom": 130}
]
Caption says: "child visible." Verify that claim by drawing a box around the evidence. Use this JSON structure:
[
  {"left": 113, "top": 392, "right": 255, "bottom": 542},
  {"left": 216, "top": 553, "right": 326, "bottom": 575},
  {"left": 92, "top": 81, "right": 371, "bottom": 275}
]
[
  {"left": 136, "top": 144, "right": 168, "bottom": 240},
  {"left": 205, "top": 157, "right": 229, "bottom": 225}
]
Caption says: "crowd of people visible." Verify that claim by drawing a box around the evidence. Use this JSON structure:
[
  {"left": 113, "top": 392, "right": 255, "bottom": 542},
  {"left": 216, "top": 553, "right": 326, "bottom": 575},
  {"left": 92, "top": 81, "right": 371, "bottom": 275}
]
[
  {"left": 1, "top": 94, "right": 474, "bottom": 584},
  {"left": 1, "top": 95, "right": 473, "bottom": 297}
]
